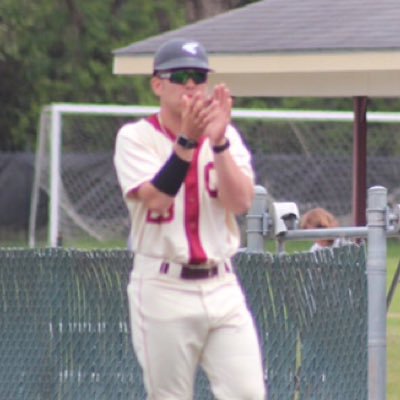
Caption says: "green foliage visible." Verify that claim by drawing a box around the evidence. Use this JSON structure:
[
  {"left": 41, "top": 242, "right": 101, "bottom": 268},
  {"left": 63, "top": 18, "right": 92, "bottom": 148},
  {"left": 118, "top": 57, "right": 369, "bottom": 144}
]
[
  {"left": 2, "top": 0, "right": 400, "bottom": 151},
  {"left": 0, "top": 0, "right": 186, "bottom": 150}
]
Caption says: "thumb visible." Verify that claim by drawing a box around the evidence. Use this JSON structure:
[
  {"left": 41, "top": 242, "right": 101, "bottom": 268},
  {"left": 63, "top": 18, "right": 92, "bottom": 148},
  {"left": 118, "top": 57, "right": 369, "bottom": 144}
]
[{"left": 181, "top": 94, "right": 190, "bottom": 117}]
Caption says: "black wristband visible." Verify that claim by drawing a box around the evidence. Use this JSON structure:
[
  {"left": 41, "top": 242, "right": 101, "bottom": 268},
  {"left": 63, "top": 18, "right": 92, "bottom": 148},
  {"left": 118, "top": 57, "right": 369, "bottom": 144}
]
[
  {"left": 151, "top": 152, "right": 190, "bottom": 196},
  {"left": 212, "top": 138, "right": 230, "bottom": 154}
]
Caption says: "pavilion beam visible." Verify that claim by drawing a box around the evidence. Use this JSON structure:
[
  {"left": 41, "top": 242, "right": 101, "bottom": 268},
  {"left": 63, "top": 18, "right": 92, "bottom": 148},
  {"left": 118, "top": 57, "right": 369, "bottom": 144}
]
[{"left": 353, "top": 96, "right": 368, "bottom": 226}]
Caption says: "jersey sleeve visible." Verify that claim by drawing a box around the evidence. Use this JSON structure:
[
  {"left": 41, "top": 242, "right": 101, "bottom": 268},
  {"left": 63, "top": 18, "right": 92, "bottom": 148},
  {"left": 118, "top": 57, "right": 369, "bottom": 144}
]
[
  {"left": 114, "top": 120, "right": 169, "bottom": 198},
  {"left": 225, "top": 125, "right": 255, "bottom": 183}
]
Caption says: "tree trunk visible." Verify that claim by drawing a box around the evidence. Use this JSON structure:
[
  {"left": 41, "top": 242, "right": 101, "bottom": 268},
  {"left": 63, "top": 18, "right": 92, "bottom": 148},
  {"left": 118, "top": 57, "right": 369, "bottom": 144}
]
[{"left": 185, "top": 0, "right": 245, "bottom": 22}]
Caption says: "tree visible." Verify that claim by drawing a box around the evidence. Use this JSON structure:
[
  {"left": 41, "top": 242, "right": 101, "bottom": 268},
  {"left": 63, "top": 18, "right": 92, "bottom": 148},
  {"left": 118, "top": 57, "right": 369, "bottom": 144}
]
[
  {"left": 0, "top": 0, "right": 265, "bottom": 150},
  {"left": 2, "top": 0, "right": 397, "bottom": 151},
  {"left": 184, "top": 0, "right": 258, "bottom": 21},
  {"left": 0, "top": 0, "right": 188, "bottom": 150}
]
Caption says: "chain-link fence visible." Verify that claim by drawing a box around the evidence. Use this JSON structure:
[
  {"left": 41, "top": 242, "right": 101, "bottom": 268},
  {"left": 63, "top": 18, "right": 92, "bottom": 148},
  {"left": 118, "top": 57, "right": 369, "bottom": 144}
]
[
  {"left": 2, "top": 105, "right": 400, "bottom": 246},
  {"left": 0, "top": 245, "right": 367, "bottom": 399}
]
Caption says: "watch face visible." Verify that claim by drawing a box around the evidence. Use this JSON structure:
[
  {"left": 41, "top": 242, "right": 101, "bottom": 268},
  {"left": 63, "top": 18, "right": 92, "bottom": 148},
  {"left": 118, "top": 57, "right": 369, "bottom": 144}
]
[{"left": 178, "top": 135, "right": 198, "bottom": 149}]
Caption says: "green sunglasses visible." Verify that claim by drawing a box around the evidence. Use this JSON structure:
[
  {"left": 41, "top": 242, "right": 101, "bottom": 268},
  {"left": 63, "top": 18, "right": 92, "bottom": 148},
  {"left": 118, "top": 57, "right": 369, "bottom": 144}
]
[{"left": 157, "top": 70, "right": 208, "bottom": 85}]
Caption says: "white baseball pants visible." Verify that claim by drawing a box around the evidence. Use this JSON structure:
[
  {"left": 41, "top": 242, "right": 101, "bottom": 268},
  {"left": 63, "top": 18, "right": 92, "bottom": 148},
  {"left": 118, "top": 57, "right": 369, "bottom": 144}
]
[{"left": 127, "top": 254, "right": 267, "bottom": 400}]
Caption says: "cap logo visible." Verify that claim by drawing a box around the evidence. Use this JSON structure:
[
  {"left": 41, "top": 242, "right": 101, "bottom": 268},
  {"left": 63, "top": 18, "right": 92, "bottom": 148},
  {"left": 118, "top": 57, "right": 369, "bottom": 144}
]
[{"left": 182, "top": 42, "right": 199, "bottom": 55}]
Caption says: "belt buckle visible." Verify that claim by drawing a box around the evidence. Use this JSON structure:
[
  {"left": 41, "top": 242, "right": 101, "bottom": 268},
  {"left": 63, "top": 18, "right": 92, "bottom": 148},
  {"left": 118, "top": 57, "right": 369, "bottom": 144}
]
[
  {"left": 185, "top": 263, "right": 209, "bottom": 269},
  {"left": 180, "top": 263, "right": 218, "bottom": 280}
]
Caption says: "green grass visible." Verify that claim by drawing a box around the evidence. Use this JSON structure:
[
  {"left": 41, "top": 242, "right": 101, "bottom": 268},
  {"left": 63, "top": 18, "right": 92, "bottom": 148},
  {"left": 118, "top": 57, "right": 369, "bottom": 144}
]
[
  {"left": 62, "top": 238, "right": 127, "bottom": 250},
  {"left": 386, "top": 239, "right": 400, "bottom": 400}
]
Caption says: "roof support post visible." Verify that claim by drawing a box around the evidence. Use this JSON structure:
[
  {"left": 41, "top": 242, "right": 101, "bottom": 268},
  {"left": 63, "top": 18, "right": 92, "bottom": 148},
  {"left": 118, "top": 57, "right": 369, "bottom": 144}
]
[{"left": 353, "top": 96, "right": 368, "bottom": 226}]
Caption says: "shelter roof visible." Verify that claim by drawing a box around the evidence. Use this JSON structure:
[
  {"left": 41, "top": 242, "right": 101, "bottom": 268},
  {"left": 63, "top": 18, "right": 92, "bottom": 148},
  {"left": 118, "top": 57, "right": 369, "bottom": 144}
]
[{"left": 113, "top": 0, "right": 400, "bottom": 96}]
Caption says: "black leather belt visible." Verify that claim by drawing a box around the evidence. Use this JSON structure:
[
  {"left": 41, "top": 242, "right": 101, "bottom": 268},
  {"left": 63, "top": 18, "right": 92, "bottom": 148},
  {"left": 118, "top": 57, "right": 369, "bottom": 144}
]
[{"left": 180, "top": 265, "right": 219, "bottom": 280}]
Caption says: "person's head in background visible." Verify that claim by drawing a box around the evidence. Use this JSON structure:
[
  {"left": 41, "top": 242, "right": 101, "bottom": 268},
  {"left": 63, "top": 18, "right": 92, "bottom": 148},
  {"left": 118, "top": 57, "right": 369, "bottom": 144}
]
[{"left": 300, "top": 207, "right": 339, "bottom": 248}]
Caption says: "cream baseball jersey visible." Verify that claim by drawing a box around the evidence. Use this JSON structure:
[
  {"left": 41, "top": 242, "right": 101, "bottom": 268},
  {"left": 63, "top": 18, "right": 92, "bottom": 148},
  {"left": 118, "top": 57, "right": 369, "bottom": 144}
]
[{"left": 114, "top": 114, "right": 255, "bottom": 265}]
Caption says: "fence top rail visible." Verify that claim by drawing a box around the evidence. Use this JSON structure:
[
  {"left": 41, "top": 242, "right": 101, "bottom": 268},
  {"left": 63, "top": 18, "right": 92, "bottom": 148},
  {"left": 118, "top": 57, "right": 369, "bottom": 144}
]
[
  {"left": 44, "top": 103, "right": 400, "bottom": 123},
  {"left": 281, "top": 226, "right": 368, "bottom": 241},
  {"left": 280, "top": 225, "right": 399, "bottom": 241}
]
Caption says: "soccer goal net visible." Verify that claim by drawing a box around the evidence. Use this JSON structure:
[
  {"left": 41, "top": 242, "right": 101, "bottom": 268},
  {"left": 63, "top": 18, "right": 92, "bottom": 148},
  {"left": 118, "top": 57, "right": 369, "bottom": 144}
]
[{"left": 29, "top": 103, "right": 400, "bottom": 247}]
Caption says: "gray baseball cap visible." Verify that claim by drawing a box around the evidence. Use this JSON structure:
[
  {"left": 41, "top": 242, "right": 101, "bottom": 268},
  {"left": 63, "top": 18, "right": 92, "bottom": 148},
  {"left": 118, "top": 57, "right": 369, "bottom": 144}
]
[{"left": 153, "top": 38, "right": 212, "bottom": 72}]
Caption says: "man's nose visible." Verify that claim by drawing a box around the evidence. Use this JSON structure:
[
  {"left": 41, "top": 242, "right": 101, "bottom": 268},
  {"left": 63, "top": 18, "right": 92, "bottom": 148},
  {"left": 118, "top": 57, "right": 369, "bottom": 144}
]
[{"left": 184, "top": 78, "right": 197, "bottom": 87}]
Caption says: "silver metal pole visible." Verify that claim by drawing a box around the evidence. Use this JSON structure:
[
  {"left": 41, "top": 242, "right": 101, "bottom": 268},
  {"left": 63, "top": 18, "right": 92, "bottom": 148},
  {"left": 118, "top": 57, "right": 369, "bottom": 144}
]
[
  {"left": 28, "top": 108, "right": 49, "bottom": 247},
  {"left": 246, "top": 185, "right": 267, "bottom": 252},
  {"left": 49, "top": 107, "right": 62, "bottom": 247},
  {"left": 283, "top": 226, "right": 368, "bottom": 241},
  {"left": 367, "top": 186, "right": 387, "bottom": 400}
]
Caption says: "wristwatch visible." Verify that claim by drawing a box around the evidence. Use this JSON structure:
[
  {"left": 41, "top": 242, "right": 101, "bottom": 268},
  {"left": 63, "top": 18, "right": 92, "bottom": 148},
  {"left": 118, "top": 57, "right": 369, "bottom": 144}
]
[{"left": 177, "top": 135, "right": 198, "bottom": 149}]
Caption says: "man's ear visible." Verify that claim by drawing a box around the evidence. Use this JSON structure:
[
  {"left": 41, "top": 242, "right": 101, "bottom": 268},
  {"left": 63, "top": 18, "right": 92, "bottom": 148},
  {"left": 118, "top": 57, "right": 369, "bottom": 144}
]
[{"left": 151, "top": 76, "right": 162, "bottom": 97}]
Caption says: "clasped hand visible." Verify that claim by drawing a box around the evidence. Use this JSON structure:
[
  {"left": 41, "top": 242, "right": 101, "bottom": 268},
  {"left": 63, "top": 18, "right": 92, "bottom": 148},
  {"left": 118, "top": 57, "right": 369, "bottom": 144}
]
[{"left": 180, "top": 84, "right": 232, "bottom": 145}]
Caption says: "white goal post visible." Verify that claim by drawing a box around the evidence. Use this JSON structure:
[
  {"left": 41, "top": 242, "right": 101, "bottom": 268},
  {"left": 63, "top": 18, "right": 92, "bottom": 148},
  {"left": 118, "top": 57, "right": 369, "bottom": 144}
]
[{"left": 29, "top": 103, "right": 400, "bottom": 247}]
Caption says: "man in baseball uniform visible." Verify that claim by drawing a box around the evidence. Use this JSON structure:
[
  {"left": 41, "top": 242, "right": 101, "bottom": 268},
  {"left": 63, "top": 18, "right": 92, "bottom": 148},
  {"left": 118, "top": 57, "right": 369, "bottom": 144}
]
[{"left": 114, "top": 38, "right": 266, "bottom": 399}]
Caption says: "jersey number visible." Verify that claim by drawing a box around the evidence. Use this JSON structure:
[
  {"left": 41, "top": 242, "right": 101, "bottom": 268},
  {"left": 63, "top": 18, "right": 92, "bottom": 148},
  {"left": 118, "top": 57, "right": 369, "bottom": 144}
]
[
  {"left": 146, "top": 204, "right": 174, "bottom": 223},
  {"left": 205, "top": 162, "right": 218, "bottom": 198}
]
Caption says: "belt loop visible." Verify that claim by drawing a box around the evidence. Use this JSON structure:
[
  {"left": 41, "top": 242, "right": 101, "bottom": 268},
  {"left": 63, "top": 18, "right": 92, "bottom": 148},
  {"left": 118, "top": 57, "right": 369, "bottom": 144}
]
[
  {"left": 160, "top": 262, "right": 169, "bottom": 274},
  {"left": 224, "top": 262, "right": 230, "bottom": 272}
]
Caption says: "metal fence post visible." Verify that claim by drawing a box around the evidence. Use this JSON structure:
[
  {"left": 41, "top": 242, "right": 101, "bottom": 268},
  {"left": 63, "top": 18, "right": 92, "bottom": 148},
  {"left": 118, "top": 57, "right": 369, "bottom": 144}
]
[
  {"left": 246, "top": 185, "right": 267, "bottom": 252},
  {"left": 367, "top": 186, "right": 387, "bottom": 400}
]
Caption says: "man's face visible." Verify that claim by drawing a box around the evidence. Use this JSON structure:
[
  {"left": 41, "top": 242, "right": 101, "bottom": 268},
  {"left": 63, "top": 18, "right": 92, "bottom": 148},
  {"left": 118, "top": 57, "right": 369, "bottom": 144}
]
[{"left": 152, "top": 69, "right": 209, "bottom": 111}]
